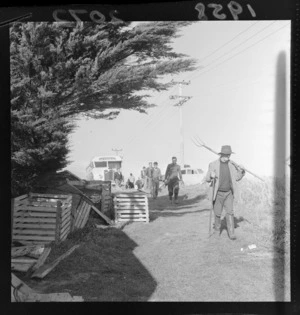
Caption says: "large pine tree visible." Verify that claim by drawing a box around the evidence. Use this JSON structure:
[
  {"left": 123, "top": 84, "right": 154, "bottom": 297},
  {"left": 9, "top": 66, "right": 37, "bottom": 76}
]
[{"left": 10, "top": 21, "right": 197, "bottom": 196}]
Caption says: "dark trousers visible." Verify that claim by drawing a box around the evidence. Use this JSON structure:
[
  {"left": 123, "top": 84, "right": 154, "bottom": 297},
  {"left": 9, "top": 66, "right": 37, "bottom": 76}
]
[
  {"left": 128, "top": 182, "right": 134, "bottom": 188},
  {"left": 168, "top": 179, "right": 179, "bottom": 200},
  {"left": 213, "top": 190, "right": 234, "bottom": 216}
]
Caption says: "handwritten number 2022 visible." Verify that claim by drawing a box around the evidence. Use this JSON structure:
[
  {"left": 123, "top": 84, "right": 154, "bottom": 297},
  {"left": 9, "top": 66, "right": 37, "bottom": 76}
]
[{"left": 195, "top": 1, "right": 256, "bottom": 20}]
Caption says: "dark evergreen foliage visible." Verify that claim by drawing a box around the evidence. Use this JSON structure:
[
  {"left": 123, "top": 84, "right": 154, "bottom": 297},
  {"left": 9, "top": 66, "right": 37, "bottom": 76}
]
[{"left": 10, "top": 22, "right": 197, "bottom": 196}]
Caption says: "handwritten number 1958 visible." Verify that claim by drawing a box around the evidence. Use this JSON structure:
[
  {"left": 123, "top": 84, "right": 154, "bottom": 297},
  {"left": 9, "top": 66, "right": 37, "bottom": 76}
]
[{"left": 195, "top": 1, "right": 256, "bottom": 20}]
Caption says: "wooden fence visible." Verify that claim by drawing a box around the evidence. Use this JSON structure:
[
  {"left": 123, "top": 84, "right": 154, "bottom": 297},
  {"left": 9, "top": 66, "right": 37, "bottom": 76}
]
[
  {"left": 12, "top": 193, "right": 72, "bottom": 245},
  {"left": 114, "top": 192, "right": 149, "bottom": 223}
]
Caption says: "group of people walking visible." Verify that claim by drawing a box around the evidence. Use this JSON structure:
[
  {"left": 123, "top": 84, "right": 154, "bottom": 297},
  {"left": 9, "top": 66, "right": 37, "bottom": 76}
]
[
  {"left": 140, "top": 157, "right": 184, "bottom": 203},
  {"left": 113, "top": 144, "right": 246, "bottom": 240},
  {"left": 140, "top": 162, "right": 162, "bottom": 199},
  {"left": 141, "top": 145, "right": 246, "bottom": 241}
]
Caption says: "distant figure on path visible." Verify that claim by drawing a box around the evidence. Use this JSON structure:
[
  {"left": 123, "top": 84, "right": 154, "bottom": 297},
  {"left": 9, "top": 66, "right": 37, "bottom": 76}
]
[
  {"left": 152, "top": 162, "right": 162, "bottom": 199},
  {"left": 145, "top": 162, "right": 153, "bottom": 190},
  {"left": 128, "top": 173, "right": 135, "bottom": 189},
  {"left": 164, "top": 157, "right": 183, "bottom": 204},
  {"left": 141, "top": 166, "right": 147, "bottom": 187},
  {"left": 114, "top": 169, "right": 123, "bottom": 187},
  {"left": 205, "top": 145, "right": 245, "bottom": 240}
]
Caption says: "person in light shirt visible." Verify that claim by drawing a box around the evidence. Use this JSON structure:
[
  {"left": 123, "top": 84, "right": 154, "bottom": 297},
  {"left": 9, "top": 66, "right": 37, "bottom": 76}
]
[
  {"left": 151, "top": 162, "right": 162, "bottom": 199},
  {"left": 145, "top": 162, "right": 153, "bottom": 190}
]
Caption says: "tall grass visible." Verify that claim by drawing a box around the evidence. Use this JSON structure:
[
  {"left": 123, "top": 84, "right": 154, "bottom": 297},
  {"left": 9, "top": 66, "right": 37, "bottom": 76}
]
[{"left": 234, "top": 176, "right": 290, "bottom": 254}]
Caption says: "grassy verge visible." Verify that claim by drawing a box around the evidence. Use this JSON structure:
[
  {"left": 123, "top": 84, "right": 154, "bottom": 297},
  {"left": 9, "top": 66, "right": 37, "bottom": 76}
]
[{"left": 233, "top": 176, "right": 290, "bottom": 256}]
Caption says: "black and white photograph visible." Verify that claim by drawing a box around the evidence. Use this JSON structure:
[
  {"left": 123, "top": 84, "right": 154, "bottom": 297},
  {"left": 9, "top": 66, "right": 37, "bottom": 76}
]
[{"left": 8, "top": 11, "right": 293, "bottom": 304}]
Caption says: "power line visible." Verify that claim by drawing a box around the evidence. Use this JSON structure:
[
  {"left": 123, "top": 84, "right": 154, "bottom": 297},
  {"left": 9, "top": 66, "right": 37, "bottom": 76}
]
[
  {"left": 121, "top": 21, "right": 258, "bottom": 149},
  {"left": 129, "top": 106, "right": 176, "bottom": 145},
  {"left": 191, "top": 77, "right": 272, "bottom": 98},
  {"left": 180, "top": 21, "right": 260, "bottom": 82},
  {"left": 198, "top": 21, "right": 259, "bottom": 64},
  {"left": 122, "top": 97, "right": 169, "bottom": 148},
  {"left": 188, "top": 22, "right": 290, "bottom": 83},
  {"left": 125, "top": 86, "right": 185, "bottom": 148},
  {"left": 169, "top": 81, "right": 192, "bottom": 167},
  {"left": 123, "top": 96, "right": 173, "bottom": 148},
  {"left": 191, "top": 21, "right": 277, "bottom": 80},
  {"left": 123, "top": 22, "right": 289, "bottom": 151},
  {"left": 123, "top": 85, "right": 178, "bottom": 148},
  {"left": 126, "top": 99, "right": 173, "bottom": 146}
]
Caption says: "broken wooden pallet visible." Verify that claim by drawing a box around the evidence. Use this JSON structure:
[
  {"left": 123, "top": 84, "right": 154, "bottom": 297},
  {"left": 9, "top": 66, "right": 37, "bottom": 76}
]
[
  {"left": 31, "top": 247, "right": 51, "bottom": 272},
  {"left": 68, "top": 179, "right": 112, "bottom": 215},
  {"left": 11, "top": 245, "right": 51, "bottom": 273},
  {"left": 11, "top": 273, "right": 83, "bottom": 302},
  {"left": 12, "top": 259, "right": 37, "bottom": 272},
  {"left": 66, "top": 182, "right": 112, "bottom": 225},
  {"left": 12, "top": 193, "right": 72, "bottom": 244},
  {"left": 31, "top": 245, "right": 79, "bottom": 279},
  {"left": 114, "top": 192, "right": 149, "bottom": 223},
  {"left": 73, "top": 199, "right": 91, "bottom": 230},
  {"left": 11, "top": 244, "right": 44, "bottom": 258}
]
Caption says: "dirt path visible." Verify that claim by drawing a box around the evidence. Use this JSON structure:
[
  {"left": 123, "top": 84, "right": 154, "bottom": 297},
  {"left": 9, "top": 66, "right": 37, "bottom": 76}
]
[{"left": 122, "top": 186, "right": 288, "bottom": 301}]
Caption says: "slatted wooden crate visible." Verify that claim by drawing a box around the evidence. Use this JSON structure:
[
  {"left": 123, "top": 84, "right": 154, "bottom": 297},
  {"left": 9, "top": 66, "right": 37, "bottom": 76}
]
[
  {"left": 73, "top": 199, "right": 91, "bottom": 230},
  {"left": 12, "top": 193, "right": 72, "bottom": 245},
  {"left": 114, "top": 192, "right": 149, "bottom": 223}
]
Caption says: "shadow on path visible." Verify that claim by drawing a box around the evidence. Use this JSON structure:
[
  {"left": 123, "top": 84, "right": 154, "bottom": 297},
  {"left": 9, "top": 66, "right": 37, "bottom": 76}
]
[
  {"left": 219, "top": 216, "right": 248, "bottom": 235},
  {"left": 148, "top": 192, "right": 208, "bottom": 221},
  {"left": 18, "top": 222, "right": 157, "bottom": 301}
]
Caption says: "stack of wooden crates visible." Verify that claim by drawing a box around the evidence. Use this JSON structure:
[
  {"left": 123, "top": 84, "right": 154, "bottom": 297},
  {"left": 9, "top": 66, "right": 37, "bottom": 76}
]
[{"left": 12, "top": 193, "right": 72, "bottom": 244}]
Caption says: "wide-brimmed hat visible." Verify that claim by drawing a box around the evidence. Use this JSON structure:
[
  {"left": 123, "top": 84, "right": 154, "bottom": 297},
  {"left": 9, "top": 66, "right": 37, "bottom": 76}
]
[{"left": 218, "top": 145, "right": 234, "bottom": 155}]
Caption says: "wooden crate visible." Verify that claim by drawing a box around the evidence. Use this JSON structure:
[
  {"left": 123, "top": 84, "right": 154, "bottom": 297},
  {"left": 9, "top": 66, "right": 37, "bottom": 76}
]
[
  {"left": 12, "top": 193, "right": 72, "bottom": 245},
  {"left": 114, "top": 192, "right": 149, "bottom": 223}
]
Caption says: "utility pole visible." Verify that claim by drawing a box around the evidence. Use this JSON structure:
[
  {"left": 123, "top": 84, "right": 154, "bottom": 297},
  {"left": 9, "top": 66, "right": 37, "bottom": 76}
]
[
  {"left": 169, "top": 80, "right": 192, "bottom": 168},
  {"left": 112, "top": 148, "right": 123, "bottom": 156}
]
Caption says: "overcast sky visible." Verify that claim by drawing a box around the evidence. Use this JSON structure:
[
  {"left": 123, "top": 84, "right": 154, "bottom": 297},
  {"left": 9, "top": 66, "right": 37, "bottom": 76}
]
[{"left": 66, "top": 21, "right": 291, "bottom": 181}]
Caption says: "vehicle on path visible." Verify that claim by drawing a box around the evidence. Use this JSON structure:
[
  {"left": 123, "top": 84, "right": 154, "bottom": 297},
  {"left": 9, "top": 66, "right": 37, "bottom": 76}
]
[
  {"left": 181, "top": 164, "right": 204, "bottom": 185},
  {"left": 86, "top": 155, "right": 123, "bottom": 185}
]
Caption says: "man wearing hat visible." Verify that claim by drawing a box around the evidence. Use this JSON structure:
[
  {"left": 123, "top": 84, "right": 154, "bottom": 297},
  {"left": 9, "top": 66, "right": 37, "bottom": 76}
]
[{"left": 205, "top": 145, "right": 245, "bottom": 240}]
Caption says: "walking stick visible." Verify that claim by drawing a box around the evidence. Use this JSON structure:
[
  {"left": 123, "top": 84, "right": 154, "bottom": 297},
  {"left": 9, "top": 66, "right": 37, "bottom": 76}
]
[
  {"left": 208, "top": 177, "right": 216, "bottom": 237},
  {"left": 191, "top": 135, "right": 265, "bottom": 182}
]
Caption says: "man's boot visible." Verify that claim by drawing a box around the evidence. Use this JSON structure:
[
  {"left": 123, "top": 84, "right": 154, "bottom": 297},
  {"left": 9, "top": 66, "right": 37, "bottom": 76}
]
[
  {"left": 213, "top": 215, "right": 221, "bottom": 235},
  {"left": 226, "top": 214, "right": 237, "bottom": 240}
]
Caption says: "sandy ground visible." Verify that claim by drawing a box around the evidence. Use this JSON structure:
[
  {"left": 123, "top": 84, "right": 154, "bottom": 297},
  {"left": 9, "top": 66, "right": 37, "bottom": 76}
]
[
  {"left": 122, "top": 188, "right": 289, "bottom": 301},
  {"left": 18, "top": 185, "right": 290, "bottom": 302}
]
